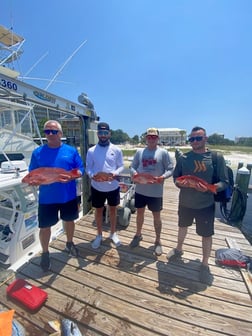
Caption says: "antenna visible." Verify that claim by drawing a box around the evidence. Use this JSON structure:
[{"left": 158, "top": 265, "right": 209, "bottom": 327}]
[
  {"left": 45, "top": 39, "right": 87, "bottom": 91},
  {"left": 19, "top": 52, "right": 73, "bottom": 85}
]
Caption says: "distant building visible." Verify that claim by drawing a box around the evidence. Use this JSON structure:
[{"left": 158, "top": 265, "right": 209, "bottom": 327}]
[
  {"left": 59, "top": 115, "right": 81, "bottom": 146},
  {"left": 157, "top": 128, "right": 187, "bottom": 146},
  {"left": 235, "top": 136, "right": 250, "bottom": 144}
]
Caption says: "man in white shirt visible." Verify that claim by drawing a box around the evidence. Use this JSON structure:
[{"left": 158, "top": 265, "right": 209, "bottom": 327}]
[{"left": 86, "top": 122, "right": 124, "bottom": 249}]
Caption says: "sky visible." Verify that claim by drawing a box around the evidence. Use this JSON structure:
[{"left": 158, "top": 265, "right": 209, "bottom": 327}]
[{"left": 1, "top": 0, "right": 252, "bottom": 140}]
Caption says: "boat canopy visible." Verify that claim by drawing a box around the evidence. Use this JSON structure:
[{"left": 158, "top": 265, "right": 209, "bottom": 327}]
[
  {"left": 0, "top": 25, "right": 24, "bottom": 47},
  {"left": 0, "top": 25, "right": 25, "bottom": 67}
]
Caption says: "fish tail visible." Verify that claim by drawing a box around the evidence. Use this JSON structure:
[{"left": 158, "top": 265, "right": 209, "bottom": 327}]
[
  {"left": 21, "top": 173, "right": 30, "bottom": 183},
  {"left": 71, "top": 168, "right": 81, "bottom": 178},
  {"left": 209, "top": 184, "right": 217, "bottom": 194}
]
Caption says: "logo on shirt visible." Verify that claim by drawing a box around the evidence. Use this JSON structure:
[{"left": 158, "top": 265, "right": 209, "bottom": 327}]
[
  {"left": 142, "top": 158, "right": 157, "bottom": 168},
  {"left": 193, "top": 160, "right": 206, "bottom": 172}
]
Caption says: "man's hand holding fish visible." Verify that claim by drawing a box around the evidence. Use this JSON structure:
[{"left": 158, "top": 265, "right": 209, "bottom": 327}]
[
  {"left": 58, "top": 170, "right": 82, "bottom": 183},
  {"left": 175, "top": 175, "right": 217, "bottom": 194},
  {"left": 153, "top": 176, "right": 165, "bottom": 184},
  {"left": 92, "top": 172, "right": 114, "bottom": 182},
  {"left": 132, "top": 172, "right": 156, "bottom": 184},
  {"left": 22, "top": 168, "right": 82, "bottom": 186}
]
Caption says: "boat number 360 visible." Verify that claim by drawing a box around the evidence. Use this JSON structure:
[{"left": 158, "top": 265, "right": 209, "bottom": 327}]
[{"left": 1, "top": 79, "right": 18, "bottom": 91}]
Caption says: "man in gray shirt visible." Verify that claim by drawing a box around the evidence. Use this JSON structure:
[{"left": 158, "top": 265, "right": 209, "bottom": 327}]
[
  {"left": 129, "top": 128, "right": 173, "bottom": 256},
  {"left": 168, "top": 126, "right": 228, "bottom": 285}
]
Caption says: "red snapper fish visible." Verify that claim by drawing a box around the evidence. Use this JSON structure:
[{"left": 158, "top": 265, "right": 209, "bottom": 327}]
[
  {"left": 22, "top": 167, "right": 81, "bottom": 186},
  {"left": 176, "top": 175, "right": 217, "bottom": 194},
  {"left": 132, "top": 172, "right": 156, "bottom": 184},
  {"left": 93, "top": 172, "right": 114, "bottom": 182}
]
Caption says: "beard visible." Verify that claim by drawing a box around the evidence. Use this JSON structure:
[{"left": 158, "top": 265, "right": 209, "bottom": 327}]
[{"left": 98, "top": 139, "right": 110, "bottom": 147}]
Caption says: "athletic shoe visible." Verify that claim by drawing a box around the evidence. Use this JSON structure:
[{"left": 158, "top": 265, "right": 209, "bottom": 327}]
[
  {"left": 65, "top": 242, "right": 79, "bottom": 257},
  {"left": 129, "top": 235, "right": 143, "bottom": 248},
  {"left": 154, "top": 244, "right": 163, "bottom": 256},
  {"left": 110, "top": 232, "right": 121, "bottom": 247},
  {"left": 40, "top": 252, "right": 51, "bottom": 271},
  {"left": 166, "top": 248, "right": 183, "bottom": 261},
  {"left": 92, "top": 234, "right": 102, "bottom": 249}
]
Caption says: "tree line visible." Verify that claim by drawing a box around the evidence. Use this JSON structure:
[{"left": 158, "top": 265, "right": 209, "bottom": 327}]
[{"left": 110, "top": 129, "right": 252, "bottom": 146}]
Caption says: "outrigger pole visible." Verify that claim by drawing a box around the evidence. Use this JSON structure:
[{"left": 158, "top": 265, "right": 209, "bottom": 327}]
[
  {"left": 23, "top": 51, "right": 49, "bottom": 77},
  {"left": 45, "top": 39, "right": 87, "bottom": 91}
]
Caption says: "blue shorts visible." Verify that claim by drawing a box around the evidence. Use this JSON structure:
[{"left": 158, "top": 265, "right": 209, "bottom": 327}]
[
  {"left": 135, "top": 192, "right": 163, "bottom": 212},
  {"left": 178, "top": 204, "right": 215, "bottom": 237},
  {"left": 91, "top": 186, "right": 120, "bottom": 208},
  {"left": 38, "top": 198, "right": 79, "bottom": 228}
]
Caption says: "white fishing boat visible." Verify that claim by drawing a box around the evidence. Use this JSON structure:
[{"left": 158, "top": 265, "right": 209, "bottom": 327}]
[{"left": 0, "top": 25, "right": 98, "bottom": 271}]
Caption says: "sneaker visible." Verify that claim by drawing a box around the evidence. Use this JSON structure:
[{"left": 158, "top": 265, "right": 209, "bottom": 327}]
[
  {"left": 129, "top": 235, "right": 143, "bottom": 248},
  {"left": 166, "top": 248, "right": 183, "bottom": 261},
  {"left": 199, "top": 264, "right": 212, "bottom": 285},
  {"left": 40, "top": 252, "right": 51, "bottom": 271},
  {"left": 65, "top": 242, "right": 79, "bottom": 257},
  {"left": 110, "top": 232, "right": 121, "bottom": 247},
  {"left": 154, "top": 244, "right": 163, "bottom": 256},
  {"left": 92, "top": 234, "right": 102, "bottom": 249}
]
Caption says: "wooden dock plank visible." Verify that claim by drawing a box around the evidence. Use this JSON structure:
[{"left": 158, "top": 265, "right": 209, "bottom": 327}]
[
  {"left": 3, "top": 259, "right": 249, "bottom": 336},
  {"left": 0, "top": 178, "right": 252, "bottom": 335}
]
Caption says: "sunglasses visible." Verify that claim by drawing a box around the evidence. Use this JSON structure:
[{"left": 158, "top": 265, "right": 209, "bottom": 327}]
[
  {"left": 147, "top": 135, "right": 158, "bottom": 139},
  {"left": 188, "top": 136, "right": 204, "bottom": 142},
  {"left": 97, "top": 130, "right": 109, "bottom": 136},
  {"left": 44, "top": 129, "right": 59, "bottom": 135}
]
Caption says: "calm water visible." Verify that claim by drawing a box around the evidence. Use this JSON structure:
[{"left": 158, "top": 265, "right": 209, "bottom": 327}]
[
  {"left": 215, "top": 192, "right": 252, "bottom": 245},
  {"left": 240, "top": 191, "right": 252, "bottom": 245},
  {"left": 221, "top": 168, "right": 252, "bottom": 245}
]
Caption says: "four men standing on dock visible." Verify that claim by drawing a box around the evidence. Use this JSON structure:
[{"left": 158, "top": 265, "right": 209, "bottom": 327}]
[{"left": 28, "top": 120, "right": 229, "bottom": 285}]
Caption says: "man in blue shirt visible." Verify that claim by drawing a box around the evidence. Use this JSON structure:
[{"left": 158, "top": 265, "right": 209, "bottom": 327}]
[{"left": 28, "top": 120, "right": 84, "bottom": 271}]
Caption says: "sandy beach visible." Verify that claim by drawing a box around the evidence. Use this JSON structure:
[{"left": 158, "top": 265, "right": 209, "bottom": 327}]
[
  {"left": 166, "top": 149, "right": 252, "bottom": 170},
  {"left": 224, "top": 151, "right": 252, "bottom": 169}
]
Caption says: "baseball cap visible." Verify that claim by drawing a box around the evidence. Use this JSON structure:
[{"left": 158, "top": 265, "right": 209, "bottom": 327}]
[
  {"left": 146, "top": 128, "right": 159, "bottom": 136},
  {"left": 97, "top": 122, "right": 110, "bottom": 131}
]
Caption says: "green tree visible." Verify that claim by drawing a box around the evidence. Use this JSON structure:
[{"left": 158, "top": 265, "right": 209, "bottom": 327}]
[
  {"left": 208, "top": 133, "right": 225, "bottom": 145},
  {"left": 140, "top": 132, "right": 146, "bottom": 144},
  {"left": 131, "top": 135, "right": 139, "bottom": 144},
  {"left": 37, "top": 118, "right": 48, "bottom": 136},
  {"left": 110, "top": 129, "right": 130, "bottom": 144},
  {"left": 208, "top": 133, "right": 234, "bottom": 146},
  {"left": 179, "top": 130, "right": 186, "bottom": 145}
]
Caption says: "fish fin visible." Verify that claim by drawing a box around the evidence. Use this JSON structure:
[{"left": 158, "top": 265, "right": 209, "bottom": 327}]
[
  {"left": 209, "top": 184, "right": 217, "bottom": 194},
  {"left": 71, "top": 168, "right": 82, "bottom": 178}
]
